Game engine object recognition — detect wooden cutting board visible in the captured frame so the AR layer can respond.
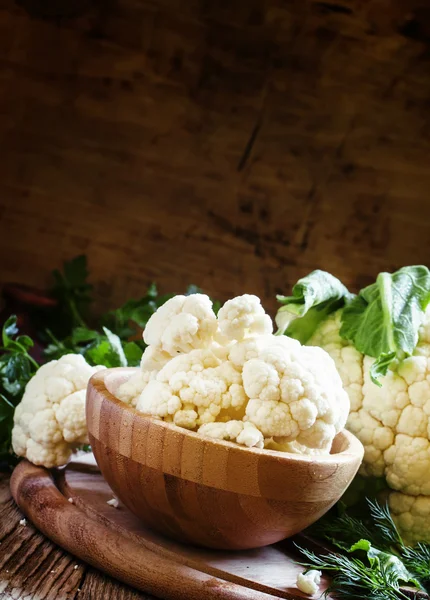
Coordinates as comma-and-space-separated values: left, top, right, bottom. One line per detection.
10, 458, 332, 600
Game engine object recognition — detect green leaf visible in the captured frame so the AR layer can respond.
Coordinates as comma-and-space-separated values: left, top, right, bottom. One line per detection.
85, 340, 116, 367
50, 255, 93, 332
340, 266, 430, 383
0, 317, 39, 464
275, 270, 353, 343
2, 316, 18, 346
185, 284, 202, 295
369, 352, 397, 384
122, 342, 144, 367
84, 333, 129, 369
15, 335, 34, 351
348, 539, 421, 589
102, 327, 127, 367
71, 327, 99, 344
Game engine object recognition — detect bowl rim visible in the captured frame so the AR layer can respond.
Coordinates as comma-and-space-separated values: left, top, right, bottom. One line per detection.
88, 367, 364, 466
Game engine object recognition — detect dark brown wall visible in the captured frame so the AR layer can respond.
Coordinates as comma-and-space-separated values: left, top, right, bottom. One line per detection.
1, 0, 430, 314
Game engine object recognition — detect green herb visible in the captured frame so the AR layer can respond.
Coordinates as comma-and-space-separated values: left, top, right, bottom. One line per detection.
299, 500, 430, 599
0, 316, 39, 464
275, 270, 353, 343
402, 544, 430, 587
298, 545, 415, 599
340, 266, 430, 384
50, 255, 93, 332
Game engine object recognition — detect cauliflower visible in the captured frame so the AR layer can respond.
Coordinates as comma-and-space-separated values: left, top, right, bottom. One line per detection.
217, 294, 272, 341
12, 354, 105, 468
115, 346, 171, 407
137, 348, 247, 428
143, 294, 217, 355
242, 338, 349, 452
389, 492, 430, 545
309, 307, 430, 542
296, 570, 322, 596
198, 420, 264, 448
124, 293, 349, 455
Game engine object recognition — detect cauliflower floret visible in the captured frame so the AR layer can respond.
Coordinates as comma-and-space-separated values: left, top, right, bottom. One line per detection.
217, 294, 272, 341
143, 294, 217, 355
242, 340, 349, 452
116, 369, 158, 407
347, 409, 394, 477
309, 310, 364, 412
198, 420, 264, 449
26, 439, 72, 469
384, 435, 430, 496
296, 569, 322, 596
54, 390, 88, 444
389, 492, 430, 544
12, 354, 105, 468
137, 381, 182, 419
116, 346, 169, 407
140, 346, 172, 371
136, 348, 247, 428
265, 438, 328, 455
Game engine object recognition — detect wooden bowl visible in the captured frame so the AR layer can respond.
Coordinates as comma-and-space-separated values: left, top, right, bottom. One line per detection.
86, 368, 364, 551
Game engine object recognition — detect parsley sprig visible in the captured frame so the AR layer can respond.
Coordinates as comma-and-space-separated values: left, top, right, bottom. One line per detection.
0, 316, 39, 464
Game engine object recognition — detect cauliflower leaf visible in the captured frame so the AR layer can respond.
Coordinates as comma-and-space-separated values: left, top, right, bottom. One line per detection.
276, 270, 353, 343
341, 266, 430, 384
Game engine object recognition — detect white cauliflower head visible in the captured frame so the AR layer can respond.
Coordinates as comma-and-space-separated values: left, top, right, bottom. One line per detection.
12, 354, 105, 468
310, 307, 430, 542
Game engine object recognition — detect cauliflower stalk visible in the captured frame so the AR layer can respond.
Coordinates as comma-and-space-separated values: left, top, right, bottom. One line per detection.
12, 354, 105, 468
276, 266, 430, 545
116, 293, 349, 456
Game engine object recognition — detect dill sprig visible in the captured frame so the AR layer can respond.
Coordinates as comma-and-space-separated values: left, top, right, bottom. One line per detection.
402, 543, 430, 587
297, 499, 430, 599
297, 545, 413, 600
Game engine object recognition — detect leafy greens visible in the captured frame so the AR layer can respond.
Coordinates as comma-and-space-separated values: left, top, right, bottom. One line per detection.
298, 500, 430, 599
340, 267, 430, 383
276, 270, 353, 343
0, 316, 39, 464
276, 266, 430, 384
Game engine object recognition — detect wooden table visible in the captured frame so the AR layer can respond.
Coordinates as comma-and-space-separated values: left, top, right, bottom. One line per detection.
0, 471, 149, 600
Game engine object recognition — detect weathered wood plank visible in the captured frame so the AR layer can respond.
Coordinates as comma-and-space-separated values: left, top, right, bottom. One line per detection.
0, 0, 429, 313
0, 473, 152, 599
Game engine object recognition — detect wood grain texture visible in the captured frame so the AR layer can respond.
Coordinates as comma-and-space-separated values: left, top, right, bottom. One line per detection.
86, 368, 363, 550
0, 0, 430, 315
10, 458, 333, 599
0, 471, 152, 600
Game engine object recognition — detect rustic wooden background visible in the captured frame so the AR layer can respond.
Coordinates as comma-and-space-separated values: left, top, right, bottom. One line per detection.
0, 0, 430, 317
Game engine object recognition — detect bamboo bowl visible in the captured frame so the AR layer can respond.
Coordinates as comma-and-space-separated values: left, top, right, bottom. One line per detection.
86, 368, 364, 550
